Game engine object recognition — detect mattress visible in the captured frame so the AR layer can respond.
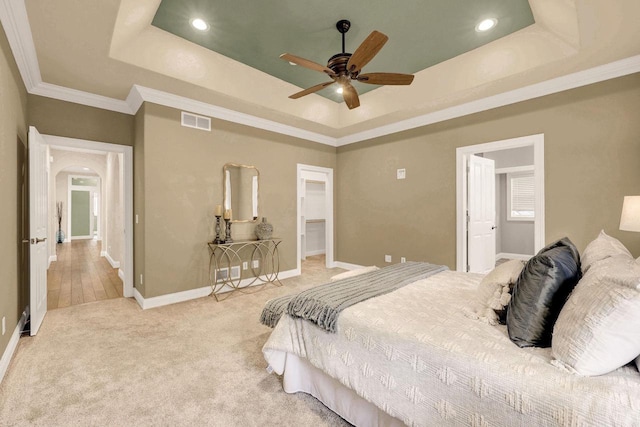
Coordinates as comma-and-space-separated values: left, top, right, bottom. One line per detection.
263, 270, 640, 427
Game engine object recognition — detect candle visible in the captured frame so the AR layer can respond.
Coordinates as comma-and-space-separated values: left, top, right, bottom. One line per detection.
224, 209, 232, 220
215, 205, 223, 216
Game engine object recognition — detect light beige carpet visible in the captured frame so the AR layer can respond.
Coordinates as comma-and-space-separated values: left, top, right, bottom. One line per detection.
0, 260, 351, 426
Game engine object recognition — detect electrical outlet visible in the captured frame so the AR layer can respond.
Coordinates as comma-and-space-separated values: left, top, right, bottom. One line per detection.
2, 316, 5, 335
385, 255, 392, 263
252, 260, 260, 268
242, 262, 248, 270
401, 257, 406, 263
397, 168, 406, 180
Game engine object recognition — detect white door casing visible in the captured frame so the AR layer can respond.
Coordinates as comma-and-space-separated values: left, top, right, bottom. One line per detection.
296, 164, 334, 273
467, 155, 496, 273
456, 134, 545, 272
28, 126, 49, 335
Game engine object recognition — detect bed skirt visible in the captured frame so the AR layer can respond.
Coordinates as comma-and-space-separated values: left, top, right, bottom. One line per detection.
281, 352, 404, 427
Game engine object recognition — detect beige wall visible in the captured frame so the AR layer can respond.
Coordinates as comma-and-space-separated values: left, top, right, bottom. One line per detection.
136, 103, 336, 298
0, 23, 28, 358
28, 95, 134, 146
337, 73, 640, 268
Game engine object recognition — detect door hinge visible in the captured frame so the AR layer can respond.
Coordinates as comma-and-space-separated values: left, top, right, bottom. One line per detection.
466, 265, 470, 272
466, 210, 470, 223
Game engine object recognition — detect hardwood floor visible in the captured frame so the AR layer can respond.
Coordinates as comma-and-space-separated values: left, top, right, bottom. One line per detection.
47, 240, 123, 310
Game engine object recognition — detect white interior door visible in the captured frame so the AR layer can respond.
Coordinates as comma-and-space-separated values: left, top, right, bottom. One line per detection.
28, 126, 49, 335
468, 154, 496, 273
299, 177, 307, 261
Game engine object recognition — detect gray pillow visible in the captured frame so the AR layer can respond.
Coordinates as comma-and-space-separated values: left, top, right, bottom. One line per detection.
507, 237, 581, 348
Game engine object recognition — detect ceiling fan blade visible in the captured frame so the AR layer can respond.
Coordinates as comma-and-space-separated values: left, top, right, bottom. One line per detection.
346, 31, 388, 75
280, 53, 335, 76
289, 81, 336, 99
357, 72, 414, 85
342, 83, 360, 110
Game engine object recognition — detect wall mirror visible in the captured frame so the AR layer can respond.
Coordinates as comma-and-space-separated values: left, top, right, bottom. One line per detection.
223, 163, 259, 223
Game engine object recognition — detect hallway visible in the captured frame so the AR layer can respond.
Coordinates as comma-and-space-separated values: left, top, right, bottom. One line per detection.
47, 240, 123, 310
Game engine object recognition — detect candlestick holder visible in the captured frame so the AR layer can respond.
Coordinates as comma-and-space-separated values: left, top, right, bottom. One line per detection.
224, 220, 233, 243
214, 215, 223, 244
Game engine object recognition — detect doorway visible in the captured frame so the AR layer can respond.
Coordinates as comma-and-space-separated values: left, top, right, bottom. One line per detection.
35, 134, 133, 309
456, 134, 545, 272
297, 164, 334, 274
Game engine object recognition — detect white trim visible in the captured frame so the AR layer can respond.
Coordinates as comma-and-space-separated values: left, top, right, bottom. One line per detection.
133, 269, 299, 310
456, 134, 545, 272
496, 252, 532, 261
31, 82, 132, 114
104, 252, 120, 269
336, 55, 640, 146
297, 164, 335, 275
304, 249, 326, 257
48, 255, 56, 267
0, 0, 41, 91
70, 235, 93, 240
129, 85, 335, 145
42, 135, 134, 298
334, 261, 366, 271
118, 268, 125, 281
495, 165, 534, 174
2, 0, 640, 147
0, 310, 27, 385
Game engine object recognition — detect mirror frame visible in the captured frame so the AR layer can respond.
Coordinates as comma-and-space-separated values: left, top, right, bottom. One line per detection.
223, 163, 259, 223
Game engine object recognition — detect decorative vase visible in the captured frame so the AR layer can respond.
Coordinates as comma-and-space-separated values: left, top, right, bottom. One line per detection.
56, 228, 65, 244
255, 217, 273, 240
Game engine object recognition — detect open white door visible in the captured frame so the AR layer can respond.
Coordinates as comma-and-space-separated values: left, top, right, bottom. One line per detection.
28, 126, 49, 335
299, 176, 307, 261
467, 154, 496, 273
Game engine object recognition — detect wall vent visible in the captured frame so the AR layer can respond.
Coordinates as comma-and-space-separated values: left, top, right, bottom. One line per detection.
181, 111, 211, 131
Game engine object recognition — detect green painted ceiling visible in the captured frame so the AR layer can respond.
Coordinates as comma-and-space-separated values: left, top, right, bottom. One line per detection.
152, 0, 534, 103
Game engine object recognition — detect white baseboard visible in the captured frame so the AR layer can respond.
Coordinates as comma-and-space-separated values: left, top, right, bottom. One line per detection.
133, 268, 299, 310
304, 249, 326, 256
496, 252, 532, 261
334, 261, 366, 271
103, 252, 120, 269
71, 236, 93, 241
48, 255, 57, 268
0, 309, 27, 385
118, 269, 125, 281
100, 250, 106, 256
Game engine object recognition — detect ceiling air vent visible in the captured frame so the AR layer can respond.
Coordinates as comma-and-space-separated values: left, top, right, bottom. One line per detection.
181, 111, 211, 131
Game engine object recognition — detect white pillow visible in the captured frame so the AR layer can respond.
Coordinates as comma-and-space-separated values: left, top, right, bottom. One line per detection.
330, 266, 379, 282
580, 230, 632, 274
551, 256, 640, 376
473, 259, 525, 324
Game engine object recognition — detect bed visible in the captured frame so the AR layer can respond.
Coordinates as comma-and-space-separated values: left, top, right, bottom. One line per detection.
262, 235, 640, 426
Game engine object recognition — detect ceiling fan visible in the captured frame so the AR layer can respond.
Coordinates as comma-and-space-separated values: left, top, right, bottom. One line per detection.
280, 19, 414, 110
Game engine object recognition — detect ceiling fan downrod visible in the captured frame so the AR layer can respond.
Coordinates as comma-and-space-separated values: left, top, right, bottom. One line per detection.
336, 19, 350, 54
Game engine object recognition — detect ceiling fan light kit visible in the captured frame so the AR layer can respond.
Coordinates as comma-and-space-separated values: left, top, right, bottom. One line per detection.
280, 19, 414, 110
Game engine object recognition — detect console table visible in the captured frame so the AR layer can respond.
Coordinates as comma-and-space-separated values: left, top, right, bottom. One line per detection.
207, 238, 283, 301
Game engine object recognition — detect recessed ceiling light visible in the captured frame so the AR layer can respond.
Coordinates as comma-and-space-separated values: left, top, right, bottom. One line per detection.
336, 87, 344, 94
476, 18, 497, 32
83, 167, 90, 171
190, 18, 209, 31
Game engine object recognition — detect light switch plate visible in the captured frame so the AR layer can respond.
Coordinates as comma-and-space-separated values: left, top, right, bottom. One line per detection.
397, 168, 406, 180
385, 255, 392, 263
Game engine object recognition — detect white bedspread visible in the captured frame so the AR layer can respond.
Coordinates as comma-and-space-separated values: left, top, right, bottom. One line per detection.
263, 271, 640, 427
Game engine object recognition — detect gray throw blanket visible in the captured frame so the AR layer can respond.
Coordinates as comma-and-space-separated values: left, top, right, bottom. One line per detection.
260, 261, 447, 332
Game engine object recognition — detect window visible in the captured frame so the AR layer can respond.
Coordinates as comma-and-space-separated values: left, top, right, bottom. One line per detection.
507, 172, 534, 220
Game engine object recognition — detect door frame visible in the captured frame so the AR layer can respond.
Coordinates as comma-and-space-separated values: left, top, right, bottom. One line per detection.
297, 164, 334, 274
456, 134, 545, 272
67, 175, 100, 240
43, 134, 134, 298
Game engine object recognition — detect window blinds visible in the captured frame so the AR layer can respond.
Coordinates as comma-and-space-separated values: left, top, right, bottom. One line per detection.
510, 173, 535, 218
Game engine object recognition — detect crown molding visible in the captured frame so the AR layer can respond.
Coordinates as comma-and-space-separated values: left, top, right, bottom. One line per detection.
335, 54, 640, 146
0, 0, 41, 90
32, 82, 132, 114
2, 0, 640, 148
127, 85, 337, 146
